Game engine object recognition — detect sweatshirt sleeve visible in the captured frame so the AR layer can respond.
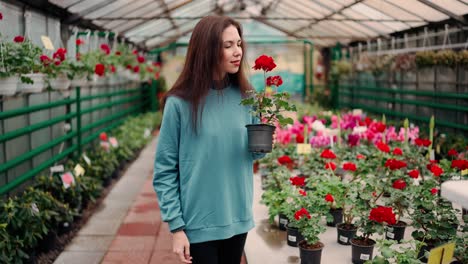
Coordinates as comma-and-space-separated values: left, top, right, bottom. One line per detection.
251, 113, 267, 160
153, 97, 186, 231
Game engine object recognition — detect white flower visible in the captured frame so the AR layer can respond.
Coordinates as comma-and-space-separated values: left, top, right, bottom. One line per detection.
312, 120, 326, 132
353, 126, 367, 134
352, 109, 363, 116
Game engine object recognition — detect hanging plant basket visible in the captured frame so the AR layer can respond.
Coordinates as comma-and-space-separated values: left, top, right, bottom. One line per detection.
0, 75, 19, 96
19, 73, 45, 93
49, 74, 71, 90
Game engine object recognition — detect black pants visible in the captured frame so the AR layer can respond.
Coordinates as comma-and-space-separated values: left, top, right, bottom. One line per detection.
190, 233, 247, 264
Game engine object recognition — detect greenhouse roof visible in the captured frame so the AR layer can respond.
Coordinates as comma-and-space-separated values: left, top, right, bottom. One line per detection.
49, 0, 468, 48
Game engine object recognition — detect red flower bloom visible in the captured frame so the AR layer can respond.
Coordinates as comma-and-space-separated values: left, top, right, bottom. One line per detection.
384, 159, 407, 170
451, 159, 468, 171
431, 188, 438, 195
447, 149, 458, 157
369, 206, 396, 225
299, 189, 307, 196
76, 52, 81, 61
133, 65, 140, 73
325, 193, 334, 202
376, 141, 390, 153
289, 176, 305, 187
54, 61, 61, 66
137, 55, 145, 63
13, 35, 24, 43
392, 147, 403, 156
0, 13, 3, 20
40, 55, 51, 65
294, 208, 311, 220
94, 64, 105, 76
415, 138, 431, 147
253, 55, 276, 72
356, 154, 366, 159
375, 122, 386, 133
430, 164, 444, 177
100, 44, 110, 55
392, 179, 406, 190
146, 66, 154, 73
295, 133, 304, 143
115, 51, 121, 55
126, 64, 133, 70
343, 162, 357, 172
408, 169, 419, 179
110, 65, 116, 73
132, 49, 138, 55
266, 75, 283, 87
53, 48, 67, 61
154, 72, 160, 79
320, 149, 336, 159
325, 162, 337, 171
278, 155, 293, 165
364, 117, 372, 126
99, 132, 108, 141
76, 38, 84, 46
426, 160, 438, 170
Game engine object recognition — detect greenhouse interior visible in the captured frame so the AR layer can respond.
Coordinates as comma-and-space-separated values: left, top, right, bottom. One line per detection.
0, 0, 468, 263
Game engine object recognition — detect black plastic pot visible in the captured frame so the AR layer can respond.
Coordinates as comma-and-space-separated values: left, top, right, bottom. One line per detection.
246, 124, 276, 153
385, 221, 407, 242
299, 241, 324, 264
37, 231, 57, 253
336, 223, 357, 245
350, 238, 376, 264
278, 213, 288, 231
327, 208, 343, 227
286, 223, 304, 247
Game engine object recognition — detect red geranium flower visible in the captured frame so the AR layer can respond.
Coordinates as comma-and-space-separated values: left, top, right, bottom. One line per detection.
295, 133, 304, 143
126, 64, 133, 70
369, 206, 396, 225
53, 48, 67, 61
94, 64, 105, 76
415, 138, 431, 147
99, 132, 108, 141
392, 147, 403, 156
431, 188, 438, 195
392, 179, 406, 190
133, 65, 140, 73
289, 176, 305, 187
343, 162, 357, 172
408, 169, 419, 179
325, 193, 334, 202
253, 54, 276, 72
426, 160, 438, 170
115, 51, 121, 56
13, 35, 25, 43
76, 38, 84, 46
132, 49, 138, 55
299, 189, 307, 196
430, 164, 444, 177
266, 75, 283, 87
376, 141, 390, 153
0, 13, 3, 20
40, 55, 51, 65
294, 208, 311, 220
320, 149, 336, 159
356, 154, 366, 159
451, 160, 468, 170
100, 44, 110, 55
375, 122, 386, 133
384, 158, 407, 170
137, 55, 145, 63
325, 162, 337, 171
110, 65, 116, 73
447, 149, 458, 157
278, 155, 293, 165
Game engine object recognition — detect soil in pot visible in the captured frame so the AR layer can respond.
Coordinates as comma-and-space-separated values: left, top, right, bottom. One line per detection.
350, 237, 376, 264
298, 241, 324, 264
336, 223, 357, 245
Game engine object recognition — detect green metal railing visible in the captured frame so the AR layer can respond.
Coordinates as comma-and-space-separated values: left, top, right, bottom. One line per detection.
0, 82, 158, 195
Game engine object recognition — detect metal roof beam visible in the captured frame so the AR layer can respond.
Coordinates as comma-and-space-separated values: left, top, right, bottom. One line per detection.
417, 0, 468, 25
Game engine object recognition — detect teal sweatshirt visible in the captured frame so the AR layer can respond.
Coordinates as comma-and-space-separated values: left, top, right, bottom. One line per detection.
153, 85, 265, 243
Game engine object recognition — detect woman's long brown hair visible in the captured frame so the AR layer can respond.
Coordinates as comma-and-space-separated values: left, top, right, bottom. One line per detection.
161, 15, 251, 133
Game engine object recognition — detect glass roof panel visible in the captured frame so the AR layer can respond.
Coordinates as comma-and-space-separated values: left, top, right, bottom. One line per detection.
171, 0, 212, 17
427, 0, 468, 16
349, 3, 393, 20
389, 0, 448, 21
314, 0, 343, 10
84, 0, 132, 20
125, 19, 173, 38
98, 0, 154, 28
364, 0, 424, 21
380, 21, 409, 32
333, 0, 358, 5
277, 1, 322, 18
341, 20, 379, 37
68, 0, 108, 14
301, 1, 334, 17
341, 8, 369, 20
361, 21, 394, 34
49, 0, 82, 8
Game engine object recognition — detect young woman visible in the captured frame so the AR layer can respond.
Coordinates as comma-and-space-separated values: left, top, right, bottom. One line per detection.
153, 16, 264, 264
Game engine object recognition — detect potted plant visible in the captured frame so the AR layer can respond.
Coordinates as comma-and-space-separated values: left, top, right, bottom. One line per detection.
367, 239, 425, 264
0, 222, 29, 263
241, 54, 296, 153
41, 48, 72, 90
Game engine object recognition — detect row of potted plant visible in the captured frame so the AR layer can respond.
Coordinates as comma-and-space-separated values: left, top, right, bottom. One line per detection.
258, 109, 467, 264
0, 34, 162, 96
0, 112, 162, 263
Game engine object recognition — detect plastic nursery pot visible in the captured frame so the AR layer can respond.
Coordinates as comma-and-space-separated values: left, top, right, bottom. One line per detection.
245, 124, 275, 153
385, 221, 407, 242
350, 237, 376, 264
286, 223, 304, 247
278, 213, 288, 231
336, 223, 357, 245
298, 240, 324, 264
326, 208, 343, 227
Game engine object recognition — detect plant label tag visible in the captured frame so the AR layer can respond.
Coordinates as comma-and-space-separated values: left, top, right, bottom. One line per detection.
279, 218, 288, 224
461, 169, 468, 176
452, 175, 461, 180
144, 128, 151, 138
430, 150, 435, 160
31, 202, 39, 214
74, 164, 85, 177
296, 144, 311, 154
386, 232, 395, 239
339, 235, 348, 243
360, 254, 370, 260
387, 227, 394, 232
41, 35, 55, 50
427, 242, 455, 264
288, 235, 296, 242
82, 153, 91, 166
109, 137, 119, 148
61, 171, 75, 189
50, 164, 64, 173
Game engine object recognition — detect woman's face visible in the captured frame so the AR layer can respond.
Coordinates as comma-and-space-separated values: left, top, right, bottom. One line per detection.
220, 25, 242, 77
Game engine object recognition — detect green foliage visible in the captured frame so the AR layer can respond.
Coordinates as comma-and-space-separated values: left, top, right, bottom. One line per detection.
366, 239, 425, 264
0, 37, 42, 79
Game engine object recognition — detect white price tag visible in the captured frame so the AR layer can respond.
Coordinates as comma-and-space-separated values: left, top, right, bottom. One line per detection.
41, 35, 55, 50
339, 235, 348, 243
279, 218, 288, 224
387, 227, 394, 232
50, 164, 64, 173
82, 153, 91, 166
74, 164, 85, 177
430, 150, 435, 160
144, 128, 151, 138
387, 232, 395, 239
296, 143, 312, 154
288, 235, 297, 242
452, 175, 461, 180
360, 254, 370, 260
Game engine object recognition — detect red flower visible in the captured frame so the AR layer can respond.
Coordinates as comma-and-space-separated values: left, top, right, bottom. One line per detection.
115, 51, 121, 56
13, 35, 25, 43
325, 162, 337, 171
295, 133, 304, 143
320, 149, 336, 159
372, 192, 377, 197
408, 169, 419, 179
40, 55, 51, 65
384, 158, 407, 170
100, 44, 110, 55
94, 64, 105, 76
76, 39, 84, 46
356, 154, 366, 159
76, 52, 81, 61
430, 164, 444, 177
0, 13, 3, 20
289, 176, 305, 187
426, 160, 438, 170
253, 55, 276, 72
375, 122, 386, 133
392, 179, 407, 190
154, 72, 160, 79
266, 75, 283, 87
54, 61, 61, 66
392, 148, 403, 156
376, 141, 390, 153
447, 149, 458, 157
415, 138, 431, 147
325, 193, 334, 202
110, 65, 116, 73
299, 189, 307, 196
431, 188, 438, 195
137, 55, 145, 63
146, 66, 154, 73
132, 49, 138, 55
153, 61, 162, 67
126, 64, 133, 70
53, 48, 67, 61
369, 206, 396, 225
99, 132, 108, 141
278, 155, 293, 165
133, 65, 140, 73
343, 162, 357, 172
294, 208, 311, 220
451, 160, 468, 170
364, 117, 372, 126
